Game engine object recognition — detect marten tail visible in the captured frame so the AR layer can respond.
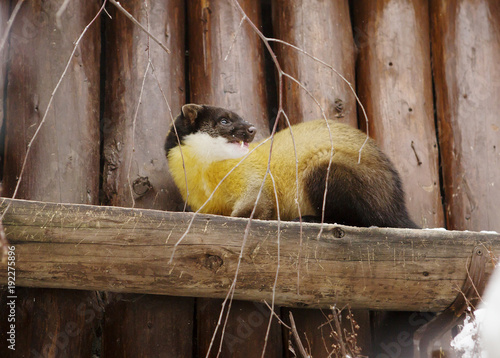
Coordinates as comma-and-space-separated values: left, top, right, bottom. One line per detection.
304, 157, 419, 229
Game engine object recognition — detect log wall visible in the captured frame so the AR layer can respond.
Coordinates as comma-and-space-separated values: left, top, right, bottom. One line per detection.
1, 1, 101, 357
0, 0, 499, 357
272, 1, 369, 355
273, 0, 357, 127
186, 1, 280, 356
430, 0, 500, 232
353, 0, 444, 229
352, 2, 445, 354
101, 1, 193, 357
0, 0, 8, 132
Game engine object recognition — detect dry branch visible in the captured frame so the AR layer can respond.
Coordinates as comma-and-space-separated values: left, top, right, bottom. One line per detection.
1, 198, 499, 312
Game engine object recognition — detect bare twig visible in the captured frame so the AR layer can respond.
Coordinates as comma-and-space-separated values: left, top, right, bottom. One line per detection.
332, 306, 348, 357
169, 138, 271, 264
266, 37, 371, 163
108, 0, 170, 54
0, 0, 107, 222
224, 15, 245, 61
126, 62, 150, 208
148, 62, 190, 212
215, 132, 281, 357
126, 1, 152, 208
289, 311, 310, 358
261, 171, 281, 358
55, 0, 71, 30
263, 300, 291, 330
0, 0, 25, 54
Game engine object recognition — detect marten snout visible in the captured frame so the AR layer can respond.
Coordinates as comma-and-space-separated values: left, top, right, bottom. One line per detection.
235, 125, 256, 142
225, 119, 256, 144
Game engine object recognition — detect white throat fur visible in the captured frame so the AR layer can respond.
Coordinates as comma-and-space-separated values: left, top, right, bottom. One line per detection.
183, 132, 250, 162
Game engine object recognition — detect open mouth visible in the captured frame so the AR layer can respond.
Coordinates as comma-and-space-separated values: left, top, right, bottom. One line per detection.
229, 140, 249, 149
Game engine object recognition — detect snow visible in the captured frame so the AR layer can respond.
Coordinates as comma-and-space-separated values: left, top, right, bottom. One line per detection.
451, 264, 500, 357
479, 230, 499, 235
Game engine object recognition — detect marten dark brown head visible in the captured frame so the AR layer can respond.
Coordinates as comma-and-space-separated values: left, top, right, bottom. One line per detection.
165, 104, 256, 157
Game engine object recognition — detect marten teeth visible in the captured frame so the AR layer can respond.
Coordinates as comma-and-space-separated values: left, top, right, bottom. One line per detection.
240, 141, 244, 148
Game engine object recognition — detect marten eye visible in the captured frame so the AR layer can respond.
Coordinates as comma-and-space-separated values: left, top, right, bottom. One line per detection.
219, 118, 230, 125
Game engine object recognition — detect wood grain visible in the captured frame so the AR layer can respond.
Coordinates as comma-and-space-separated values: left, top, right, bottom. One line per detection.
430, 0, 500, 231
1, 198, 498, 312
102, 0, 185, 211
187, 0, 270, 139
0, 0, 9, 132
353, 0, 444, 229
3, 0, 100, 204
1, 2, 101, 357
101, 2, 194, 357
186, 2, 277, 355
272, 0, 357, 127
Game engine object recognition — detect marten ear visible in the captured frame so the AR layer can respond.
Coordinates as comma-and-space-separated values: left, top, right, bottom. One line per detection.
181, 104, 203, 125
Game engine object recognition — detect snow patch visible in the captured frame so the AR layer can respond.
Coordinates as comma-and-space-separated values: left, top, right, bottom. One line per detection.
451, 265, 500, 357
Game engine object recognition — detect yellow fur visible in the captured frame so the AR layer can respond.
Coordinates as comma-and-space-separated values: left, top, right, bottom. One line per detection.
167, 120, 383, 221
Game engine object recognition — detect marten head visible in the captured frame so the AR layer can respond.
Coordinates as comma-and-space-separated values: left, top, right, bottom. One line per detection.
165, 104, 257, 161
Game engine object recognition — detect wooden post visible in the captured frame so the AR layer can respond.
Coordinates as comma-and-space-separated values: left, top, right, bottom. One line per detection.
430, 0, 500, 232
352, 1, 445, 356
101, 1, 194, 357
352, 0, 444, 229
1, 1, 101, 357
187, 0, 270, 140
272, 0, 357, 127
186, 1, 281, 356
0, 0, 9, 131
272, 1, 367, 355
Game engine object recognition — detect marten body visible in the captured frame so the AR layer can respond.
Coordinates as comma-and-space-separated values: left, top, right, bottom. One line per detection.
165, 104, 418, 228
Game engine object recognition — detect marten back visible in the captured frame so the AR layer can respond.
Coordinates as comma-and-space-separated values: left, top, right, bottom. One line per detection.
261, 120, 419, 228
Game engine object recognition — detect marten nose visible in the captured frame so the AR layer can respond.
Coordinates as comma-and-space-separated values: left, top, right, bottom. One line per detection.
246, 126, 256, 141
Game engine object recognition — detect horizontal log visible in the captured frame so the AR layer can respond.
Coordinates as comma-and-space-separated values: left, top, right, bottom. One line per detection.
1, 198, 499, 311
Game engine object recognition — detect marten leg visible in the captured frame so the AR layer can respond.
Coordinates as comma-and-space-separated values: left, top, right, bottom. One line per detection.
231, 184, 274, 220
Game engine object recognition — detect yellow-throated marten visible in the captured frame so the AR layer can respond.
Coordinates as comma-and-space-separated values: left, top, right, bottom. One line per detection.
165, 104, 418, 228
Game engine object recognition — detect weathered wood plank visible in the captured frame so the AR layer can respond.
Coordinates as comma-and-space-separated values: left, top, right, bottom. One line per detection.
272, 0, 357, 127
271, 1, 363, 353
101, 2, 193, 357
1, 198, 498, 312
102, 0, 185, 212
430, 0, 500, 231
187, 0, 270, 140
186, 2, 277, 355
0, 0, 9, 131
353, 0, 444, 229
1, 1, 102, 357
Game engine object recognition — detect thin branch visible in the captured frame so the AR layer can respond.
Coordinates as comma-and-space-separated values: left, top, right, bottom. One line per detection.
0, 0, 107, 222
108, 0, 170, 54
0, 0, 25, 54
289, 311, 310, 358
148, 62, 190, 212
263, 300, 291, 330
126, 63, 150, 208
266, 37, 371, 163
126, 1, 152, 208
214, 134, 280, 357
55, 0, 71, 30
332, 306, 348, 358
224, 15, 245, 61
169, 138, 271, 264
261, 171, 281, 358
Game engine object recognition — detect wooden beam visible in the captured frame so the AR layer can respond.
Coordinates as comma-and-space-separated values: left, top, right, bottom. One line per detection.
1, 198, 499, 311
